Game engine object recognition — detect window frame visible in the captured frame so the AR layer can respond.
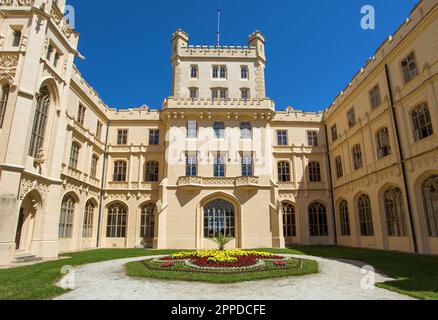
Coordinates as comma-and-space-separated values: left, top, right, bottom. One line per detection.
412, 103, 434, 142
401, 52, 419, 84
149, 129, 160, 145
307, 131, 319, 147
69, 141, 80, 169
278, 161, 291, 182
116, 129, 128, 145
308, 161, 322, 183
277, 130, 288, 146
113, 161, 127, 182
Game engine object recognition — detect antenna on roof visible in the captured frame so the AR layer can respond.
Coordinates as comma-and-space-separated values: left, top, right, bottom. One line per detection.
217, 0, 221, 47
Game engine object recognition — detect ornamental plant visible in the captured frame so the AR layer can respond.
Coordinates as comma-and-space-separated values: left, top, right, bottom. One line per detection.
213, 233, 234, 251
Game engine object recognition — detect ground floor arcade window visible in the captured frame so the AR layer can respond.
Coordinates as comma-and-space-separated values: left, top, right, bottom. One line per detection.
422, 175, 438, 237
282, 202, 296, 237
107, 204, 127, 238
140, 204, 156, 238
309, 202, 328, 236
204, 199, 235, 238
59, 195, 75, 238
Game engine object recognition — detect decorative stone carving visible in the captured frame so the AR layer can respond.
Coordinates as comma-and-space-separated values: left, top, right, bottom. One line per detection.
0, 52, 18, 86
19, 177, 50, 200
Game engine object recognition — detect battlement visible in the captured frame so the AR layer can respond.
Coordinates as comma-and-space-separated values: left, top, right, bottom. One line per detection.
324, 0, 437, 118
108, 106, 161, 121
172, 28, 265, 61
274, 106, 324, 123
163, 97, 275, 111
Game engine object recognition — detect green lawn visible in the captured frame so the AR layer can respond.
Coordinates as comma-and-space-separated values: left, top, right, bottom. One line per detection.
125, 258, 318, 284
264, 246, 438, 300
0, 249, 179, 300
0, 246, 437, 300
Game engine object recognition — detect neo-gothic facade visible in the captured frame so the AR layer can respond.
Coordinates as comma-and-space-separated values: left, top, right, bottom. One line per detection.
0, 0, 437, 266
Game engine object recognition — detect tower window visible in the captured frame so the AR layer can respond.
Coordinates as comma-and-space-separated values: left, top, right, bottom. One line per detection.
241, 66, 249, 79
190, 65, 198, 79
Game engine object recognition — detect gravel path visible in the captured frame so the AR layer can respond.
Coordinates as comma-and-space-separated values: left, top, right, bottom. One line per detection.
54, 254, 414, 300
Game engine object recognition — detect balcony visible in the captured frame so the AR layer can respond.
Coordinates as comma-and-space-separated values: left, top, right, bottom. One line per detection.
235, 176, 260, 190
177, 176, 203, 191
176, 176, 260, 191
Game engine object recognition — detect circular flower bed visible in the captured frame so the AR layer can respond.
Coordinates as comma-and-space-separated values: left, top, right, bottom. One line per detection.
143, 250, 303, 274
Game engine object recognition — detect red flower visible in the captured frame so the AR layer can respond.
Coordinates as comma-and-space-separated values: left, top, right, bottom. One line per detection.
161, 262, 174, 268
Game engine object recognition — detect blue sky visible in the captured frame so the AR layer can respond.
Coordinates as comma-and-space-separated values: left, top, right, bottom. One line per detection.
69, 0, 418, 112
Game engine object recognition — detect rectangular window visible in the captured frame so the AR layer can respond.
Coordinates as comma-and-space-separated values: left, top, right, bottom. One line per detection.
96, 121, 103, 140
53, 51, 61, 68
12, 29, 21, 47
401, 52, 418, 83
113, 161, 127, 182
308, 162, 322, 182
186, 153, 197, 177
335, 157, 343, 179
187, 120, 198, 139
240, 122, 252, 140
377, 127, 392, 159
241, 88, 250, 100
211, 89, 218, 100
77, 104, 86, 125
219, 66, 227, 79
219, 88, 227, 100
117, 129, 128, 145
242, 154, 253, 177
69, 142, 80, 169
145, 161, 159, 182
277, 130, 288, 146
0, 85, 10, 129
347, 108, 356, 128
90, 155, 98, 179
331, 124, 338, 142
307, 131, 318, 147
212, 66, 219, 79
214, 122, 225, 139
189, 87, 198, 99
214, 154, 226, 177
369, 85, 381, 109
241, 66, 249, 79
353, 145, 363, 170
46, 44, 52, 60
412, 104, 434, 142
149, 129, 160, 145
190, 65, 198, 79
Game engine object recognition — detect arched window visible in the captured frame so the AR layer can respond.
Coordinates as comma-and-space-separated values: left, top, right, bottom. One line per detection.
204, 199, 235, 238
278, 162, 291, 182
0, 84, 10, 129
376, 128, 391, 159
282, 203, 296, 237
384, 187, 407, 237
308, 162, 321, 182
145, 161, 159, 182
422, 175, 438, 237
339, 200, 350, 236
113, 161, 127, 182
240, 122, 252, 139
29, 87, 50, 157
106, 204, 127, 238
69, 142, 80, 169
140, 204, 156, 239
59, 195, 75, 238
358, 194, 374, 236
352, 144, 363, 170
82, 200, 95, 238
412, 104, 433, 142
90, 154, 99, 179
309, 202, 328, 236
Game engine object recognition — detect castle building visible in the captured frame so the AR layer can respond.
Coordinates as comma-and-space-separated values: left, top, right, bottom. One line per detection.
0, 0, 437, 266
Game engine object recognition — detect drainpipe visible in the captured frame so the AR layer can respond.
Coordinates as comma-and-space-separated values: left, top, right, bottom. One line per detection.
324, 124, 338, 245
384, 64, 418, 253
96, 123, 110, 248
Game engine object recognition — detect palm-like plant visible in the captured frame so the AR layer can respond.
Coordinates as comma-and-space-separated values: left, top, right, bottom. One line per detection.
213, 233, 234, 251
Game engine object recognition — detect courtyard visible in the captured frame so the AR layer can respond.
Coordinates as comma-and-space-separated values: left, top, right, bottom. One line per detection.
0, 246, 437, 300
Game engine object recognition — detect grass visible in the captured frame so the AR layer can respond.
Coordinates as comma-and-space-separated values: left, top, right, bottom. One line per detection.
263, 246, 438, 300
0, 249, 179, 300
125, 258, 318, 284
1, 246, 437, 300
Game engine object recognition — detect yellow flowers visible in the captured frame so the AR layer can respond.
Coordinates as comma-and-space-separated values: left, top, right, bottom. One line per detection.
170, 249, 274, 263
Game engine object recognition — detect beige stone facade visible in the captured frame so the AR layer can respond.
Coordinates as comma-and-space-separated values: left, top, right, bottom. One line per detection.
0, 0, 437, 265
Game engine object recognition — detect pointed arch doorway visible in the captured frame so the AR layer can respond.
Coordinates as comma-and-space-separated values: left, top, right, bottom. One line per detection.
15, 191, 41, 252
